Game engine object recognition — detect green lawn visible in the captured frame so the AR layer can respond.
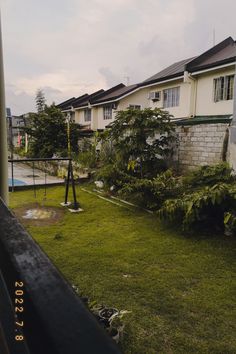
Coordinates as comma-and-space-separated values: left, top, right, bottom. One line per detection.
10, 186, 236, 354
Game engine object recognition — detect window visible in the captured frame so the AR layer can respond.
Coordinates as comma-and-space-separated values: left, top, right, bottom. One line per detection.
84, 108, 91, 122
213, 75, 234, 102
103, 105, 113, 120
163, 87, 180, 108
129, 104, 141, 110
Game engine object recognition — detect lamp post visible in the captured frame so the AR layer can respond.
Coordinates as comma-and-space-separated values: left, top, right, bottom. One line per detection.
0, 11, 8, 205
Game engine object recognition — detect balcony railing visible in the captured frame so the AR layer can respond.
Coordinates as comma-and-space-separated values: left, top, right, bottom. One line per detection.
0, 198, 121, 354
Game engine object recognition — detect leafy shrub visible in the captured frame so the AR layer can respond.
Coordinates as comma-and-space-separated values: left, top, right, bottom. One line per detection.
78, 150, 97, 169
158, 183, 236, 232
105, 107, 176, 178
120, 169, 181, 209
183, 163, 233, 188
99, 140, 115, 165
224, 212, 236, 236
96, 164, 135, 189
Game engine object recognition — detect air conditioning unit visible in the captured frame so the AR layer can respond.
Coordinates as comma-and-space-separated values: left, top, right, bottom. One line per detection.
149, 91, 161, 101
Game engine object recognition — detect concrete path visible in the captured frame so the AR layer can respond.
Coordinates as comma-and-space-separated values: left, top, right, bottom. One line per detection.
8, 162, 64, 186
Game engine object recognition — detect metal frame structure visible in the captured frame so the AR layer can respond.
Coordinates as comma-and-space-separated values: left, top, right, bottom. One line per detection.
8, 158, 80, 210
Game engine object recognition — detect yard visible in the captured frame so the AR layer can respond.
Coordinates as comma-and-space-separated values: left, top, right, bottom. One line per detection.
10, 185, 236, 354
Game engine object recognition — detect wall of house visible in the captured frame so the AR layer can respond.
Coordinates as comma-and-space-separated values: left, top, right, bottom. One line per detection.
146, 79, 191, 118
91, 107, 98, 130
95, 106, 117, 130
74, 110, 83, 124
117, 87, 149, 110
175, 122, 229, 170
195, 66, 235, 116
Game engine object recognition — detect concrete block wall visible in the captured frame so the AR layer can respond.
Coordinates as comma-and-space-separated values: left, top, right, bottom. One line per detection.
175, 123, 229, 170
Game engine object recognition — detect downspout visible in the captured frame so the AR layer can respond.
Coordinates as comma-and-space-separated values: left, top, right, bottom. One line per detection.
233, 63, 236, 123
227, 63, 236, 169
0, 12, 8, 205
184, 70, 197, 118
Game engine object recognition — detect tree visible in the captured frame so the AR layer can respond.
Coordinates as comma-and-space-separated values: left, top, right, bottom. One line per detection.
106, 108, 175, 178
26, 104, 81, 158
35, 89, 46, 113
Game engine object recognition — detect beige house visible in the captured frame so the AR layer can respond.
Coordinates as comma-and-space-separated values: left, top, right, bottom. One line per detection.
57, 36, 236, 130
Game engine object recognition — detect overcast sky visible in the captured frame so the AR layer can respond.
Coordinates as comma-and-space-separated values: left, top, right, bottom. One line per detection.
1, 0, 236, 115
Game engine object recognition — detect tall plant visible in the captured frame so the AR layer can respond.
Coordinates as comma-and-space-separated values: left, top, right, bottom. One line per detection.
107, 108, 175, 178
26, 104, 81, 158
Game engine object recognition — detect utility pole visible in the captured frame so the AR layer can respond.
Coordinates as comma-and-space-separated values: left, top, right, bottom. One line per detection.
0, 11, 8, 205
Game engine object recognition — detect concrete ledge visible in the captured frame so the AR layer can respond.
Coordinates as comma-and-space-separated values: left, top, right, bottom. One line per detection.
175, 115, 232, 126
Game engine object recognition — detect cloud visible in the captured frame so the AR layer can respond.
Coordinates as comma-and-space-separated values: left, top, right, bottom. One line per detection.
2, 0, 236, 114
99, 67, 121, 87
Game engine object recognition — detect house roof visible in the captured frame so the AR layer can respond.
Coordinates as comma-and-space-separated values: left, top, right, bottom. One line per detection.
141, 57, 196, 86
56, 37, 236, 110
56, 94, 89, 111
186, 37, 236, 72
90, 83, 139, 105
140, 37, 236, 87
73, 89, 105, 108
56, 97, 76, 110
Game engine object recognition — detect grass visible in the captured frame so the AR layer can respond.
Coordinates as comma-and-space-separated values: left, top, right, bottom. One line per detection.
10, 185, 236, 354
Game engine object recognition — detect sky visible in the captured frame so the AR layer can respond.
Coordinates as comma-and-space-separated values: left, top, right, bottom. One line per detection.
1, 0, 236, 115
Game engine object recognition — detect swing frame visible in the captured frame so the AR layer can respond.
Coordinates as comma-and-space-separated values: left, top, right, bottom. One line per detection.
8, 157, 80, 210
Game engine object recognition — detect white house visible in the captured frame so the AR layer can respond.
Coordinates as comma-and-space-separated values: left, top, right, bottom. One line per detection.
57, 36, 236, 130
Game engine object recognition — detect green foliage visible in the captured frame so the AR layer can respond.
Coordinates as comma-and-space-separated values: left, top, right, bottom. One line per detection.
120, 169, 180, 209
96, 164, 135, 188
77, 136, 98, 169
159, 183, 236, 231
224, 211, 236, 236
99, 139, 115, 165
26, 104, 80, 158
183, 163, 233, 188
106, 108, 176, 178
78, 150, 97, 169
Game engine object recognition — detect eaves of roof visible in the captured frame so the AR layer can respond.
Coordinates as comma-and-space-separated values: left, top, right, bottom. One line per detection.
139, 72, 184, 88
188, 57, 236, 74
73, 89, 105, 108
91, 84, 139, 106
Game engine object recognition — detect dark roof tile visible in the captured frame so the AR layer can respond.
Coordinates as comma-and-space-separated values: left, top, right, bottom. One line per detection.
187, 37, 236, 71
91, 83, 139, 104
141, 57, 196, 86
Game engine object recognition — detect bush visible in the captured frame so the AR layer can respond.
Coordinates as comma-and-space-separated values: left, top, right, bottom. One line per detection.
224, 212, 236, 236
183, 163, 233, 188
96, 164, 135, 189
78, 150, 97, 169
158, 183, 236, 232
120, 169, 181, 209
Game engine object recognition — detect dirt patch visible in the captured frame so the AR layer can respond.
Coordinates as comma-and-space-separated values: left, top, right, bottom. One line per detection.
13, 203, 65, 226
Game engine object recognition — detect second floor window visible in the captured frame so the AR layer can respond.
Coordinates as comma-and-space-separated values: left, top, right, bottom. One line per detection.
163, 87, 180, 108
213, 75, 234, 102
84, 108, 91, 122
103, 105, 113, 120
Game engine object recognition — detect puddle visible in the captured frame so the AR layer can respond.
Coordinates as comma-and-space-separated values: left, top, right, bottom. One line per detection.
22, 208, 56, 220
